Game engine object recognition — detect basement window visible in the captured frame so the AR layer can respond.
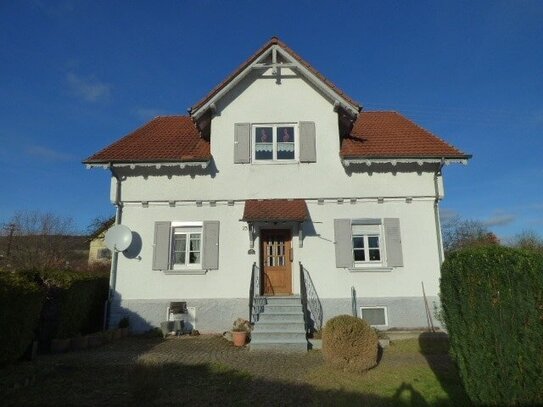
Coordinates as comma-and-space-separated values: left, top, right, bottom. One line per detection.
360, 306, 388, 328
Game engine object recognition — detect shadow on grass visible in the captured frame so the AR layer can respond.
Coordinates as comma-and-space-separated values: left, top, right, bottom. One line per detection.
130, 361, 437, 407
419, 332, 471, 406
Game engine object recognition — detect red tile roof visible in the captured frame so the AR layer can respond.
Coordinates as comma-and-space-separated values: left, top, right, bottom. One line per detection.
84, 116, 211, 163
190, 36, 361, 114
242, 199, 309, 222
341, 112, 470, 159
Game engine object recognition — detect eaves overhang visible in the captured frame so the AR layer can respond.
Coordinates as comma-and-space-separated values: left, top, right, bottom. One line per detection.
341, 155, 472, 167
84, 158, 211, 170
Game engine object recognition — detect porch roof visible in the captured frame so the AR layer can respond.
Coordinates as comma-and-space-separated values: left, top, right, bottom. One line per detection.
242, 199, 309, 223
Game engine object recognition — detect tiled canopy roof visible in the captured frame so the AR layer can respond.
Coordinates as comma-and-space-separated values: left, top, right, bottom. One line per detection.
190, 36, 361, 114
242, 199, 310, 222
84, 116, 211, 164
340, 111, 469, 159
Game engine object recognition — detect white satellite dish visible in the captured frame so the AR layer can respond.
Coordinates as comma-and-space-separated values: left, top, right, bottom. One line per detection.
104, 224, 133, 252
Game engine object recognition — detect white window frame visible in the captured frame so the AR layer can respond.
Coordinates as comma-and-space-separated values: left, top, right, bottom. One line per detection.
360, 306, 388, 328
352, 223, 384, 268
170, 222, 203, 270
251, 123, 298, 164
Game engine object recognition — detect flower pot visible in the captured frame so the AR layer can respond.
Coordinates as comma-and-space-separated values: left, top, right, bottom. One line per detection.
71, 335, 88, 351
232, 331, 247, 347
51, 338, 71, 353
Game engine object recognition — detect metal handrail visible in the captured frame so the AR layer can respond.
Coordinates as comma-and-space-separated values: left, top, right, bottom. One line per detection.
249, 262, 265, 324
299, 262, 323, 333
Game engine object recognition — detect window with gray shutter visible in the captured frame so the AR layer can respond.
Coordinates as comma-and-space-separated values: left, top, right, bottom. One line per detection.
152, 221, 171, 270
334, 219, 353, 268
299, 121, 316, 162
234, 123, 251, 163
202, 221, 220, 270
384, 218, 403, 267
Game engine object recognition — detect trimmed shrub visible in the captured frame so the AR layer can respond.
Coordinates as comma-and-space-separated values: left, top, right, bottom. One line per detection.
441, 246, 543, 405
322, 314, 378, 373
0, 272, 45, 365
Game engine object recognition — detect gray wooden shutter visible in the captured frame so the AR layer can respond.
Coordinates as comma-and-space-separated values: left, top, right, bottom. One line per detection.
384, 218, 403, 267
234, 123, 251, 163
202, 221, 220, 270
152, 221, 171, 271
299, 121, 316, 162
334, 219, 353, 268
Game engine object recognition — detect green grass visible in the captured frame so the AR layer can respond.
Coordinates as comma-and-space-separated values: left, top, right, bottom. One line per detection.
0, 335, 470, 406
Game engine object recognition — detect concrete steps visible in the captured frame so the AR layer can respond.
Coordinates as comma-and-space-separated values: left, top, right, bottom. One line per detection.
250, 296, 308, 352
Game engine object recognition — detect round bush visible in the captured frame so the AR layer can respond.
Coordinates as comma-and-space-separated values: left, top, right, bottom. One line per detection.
322, 314, 378, 373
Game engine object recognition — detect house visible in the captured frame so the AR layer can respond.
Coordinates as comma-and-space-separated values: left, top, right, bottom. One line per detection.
87, 217, 115, 265
84, 37, 469, 349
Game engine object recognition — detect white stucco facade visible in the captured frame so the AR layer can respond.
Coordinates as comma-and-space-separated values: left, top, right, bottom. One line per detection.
100, 64, 451, 333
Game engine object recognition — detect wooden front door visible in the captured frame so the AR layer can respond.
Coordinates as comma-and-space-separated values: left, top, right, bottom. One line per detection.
261, 229, 292, 295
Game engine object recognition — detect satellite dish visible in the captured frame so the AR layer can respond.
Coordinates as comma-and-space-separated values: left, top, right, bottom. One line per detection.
104, 224, 133, 252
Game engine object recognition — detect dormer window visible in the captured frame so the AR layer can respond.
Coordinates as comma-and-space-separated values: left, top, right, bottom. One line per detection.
253, 124, 297, 162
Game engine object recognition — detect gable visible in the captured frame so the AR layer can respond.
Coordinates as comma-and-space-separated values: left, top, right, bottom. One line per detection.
189, 37, 361, 120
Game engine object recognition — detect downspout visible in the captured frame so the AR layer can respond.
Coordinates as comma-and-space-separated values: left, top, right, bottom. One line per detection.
433, 159, 445, 265
104, 166, 123, 330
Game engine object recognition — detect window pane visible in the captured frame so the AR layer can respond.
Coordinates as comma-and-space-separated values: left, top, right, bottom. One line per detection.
353, 236, 364, 249
190, 234, 201, 251
255, 127, 273, 160
361, 308, 386, 326
368, 236, 380, 248
189, 252, 200, 264
277, 127, 295, 160
369, 249, 381, 261
173, 235, 187, 265
354, 249, 365, 261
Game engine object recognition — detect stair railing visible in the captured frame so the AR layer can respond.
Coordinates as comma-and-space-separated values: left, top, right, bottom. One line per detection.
299, 262, 323, 334
249, 262, 266, 324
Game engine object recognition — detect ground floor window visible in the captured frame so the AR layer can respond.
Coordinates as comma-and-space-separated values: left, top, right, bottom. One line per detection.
352, 223, 382, 266
171, 225, 202, 268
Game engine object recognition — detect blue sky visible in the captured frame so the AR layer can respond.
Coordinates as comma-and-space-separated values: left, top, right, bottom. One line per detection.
1, 0, 542, 239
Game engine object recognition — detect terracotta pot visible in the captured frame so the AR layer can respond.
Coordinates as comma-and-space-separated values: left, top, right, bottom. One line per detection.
51, 338, 71, 353
232, 331, 247, 347
71, 336, 88, 351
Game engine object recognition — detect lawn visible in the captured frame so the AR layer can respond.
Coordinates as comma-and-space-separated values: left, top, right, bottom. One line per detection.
0, 334, 469, 406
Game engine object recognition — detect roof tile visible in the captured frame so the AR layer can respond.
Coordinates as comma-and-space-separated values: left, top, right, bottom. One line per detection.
84, 116, 211, 163
341, 111, 469, 159
242, 199, 309, 222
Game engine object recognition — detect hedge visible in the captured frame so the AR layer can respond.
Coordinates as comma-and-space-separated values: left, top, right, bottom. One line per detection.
441, 246, 543, 405
35, 270, 109, 340
0, 272, 45, 365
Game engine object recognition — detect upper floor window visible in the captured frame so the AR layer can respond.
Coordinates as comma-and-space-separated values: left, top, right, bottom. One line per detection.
253, 124, 297, 162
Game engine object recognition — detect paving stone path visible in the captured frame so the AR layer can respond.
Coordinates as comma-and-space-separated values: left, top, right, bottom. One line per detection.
47, 334, 324, 382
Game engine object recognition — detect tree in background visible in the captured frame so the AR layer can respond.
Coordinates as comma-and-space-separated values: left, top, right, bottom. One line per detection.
0, 211, 85, 271
441, 215, 499, 255
509, 230, 543, 253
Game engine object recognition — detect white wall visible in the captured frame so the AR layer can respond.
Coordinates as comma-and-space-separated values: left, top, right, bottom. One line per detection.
115, 198, 441, 301
112, 67, 443, 305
